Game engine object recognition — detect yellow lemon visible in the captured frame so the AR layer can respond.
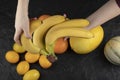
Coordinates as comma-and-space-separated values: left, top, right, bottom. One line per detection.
13, 43, 26, 53
25, 52, 40, 63
39, 55, 52, 69
23, 69, 40, 80
5, 50, 19, 63
16, 61, 30, 75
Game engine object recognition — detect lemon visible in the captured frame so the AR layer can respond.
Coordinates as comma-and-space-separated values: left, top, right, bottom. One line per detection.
23, 69, 40, 80
16, 61, 30, 75
39, 55, 52, 69
13, 43, 26, 53
25, 52, 40, 63
5, 50, 19, 63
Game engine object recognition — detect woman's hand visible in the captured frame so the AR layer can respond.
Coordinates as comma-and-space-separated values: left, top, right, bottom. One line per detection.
85, 0, 120, 30
14, 0, 30, 45
14, 14, 31, 45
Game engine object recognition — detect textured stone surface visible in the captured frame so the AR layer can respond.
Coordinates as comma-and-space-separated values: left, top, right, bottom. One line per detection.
1, 0, 120, 80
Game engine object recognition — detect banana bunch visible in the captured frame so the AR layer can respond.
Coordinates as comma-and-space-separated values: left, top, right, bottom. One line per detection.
45, 19, 94, 56
21, 15, 66, 61
21, 19, 41, 54
20, 15, 94, 62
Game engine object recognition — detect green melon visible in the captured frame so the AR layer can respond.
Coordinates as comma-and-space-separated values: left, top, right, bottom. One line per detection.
104, 36, 120, 65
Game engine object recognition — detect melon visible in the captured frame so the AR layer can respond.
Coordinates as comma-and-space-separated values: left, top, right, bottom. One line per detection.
104, 36, 120, 65
69, 26, 104, 54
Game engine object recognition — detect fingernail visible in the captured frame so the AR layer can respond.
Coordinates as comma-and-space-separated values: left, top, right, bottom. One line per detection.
64, 37, 69, 41
34, 17, 37, 20
63, 14, 67, 17
27, 36, 32, 39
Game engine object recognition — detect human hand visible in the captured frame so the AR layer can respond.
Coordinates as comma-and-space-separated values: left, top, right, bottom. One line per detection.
85, 0, 120, 30
14, 0, 30, 45
14, 14, 31, 45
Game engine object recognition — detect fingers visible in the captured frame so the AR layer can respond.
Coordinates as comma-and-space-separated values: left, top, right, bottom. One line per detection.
14, 29, 31, 45
84, 26, 92, 30
23, 30, 32, 39
14, 29, 22, 45
23, 25, 32, 39
63, 13, 67, 17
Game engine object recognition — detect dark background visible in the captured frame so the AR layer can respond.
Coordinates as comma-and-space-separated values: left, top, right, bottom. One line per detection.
1, 0, 120, 80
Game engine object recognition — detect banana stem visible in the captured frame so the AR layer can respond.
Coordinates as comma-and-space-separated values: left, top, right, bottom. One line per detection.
40, 48, 58, 61
47, 55, 58, 63
40, 48, 57, 63
40, 49, 49, 56
50, 52, 57, 60
46, 44, 58, 60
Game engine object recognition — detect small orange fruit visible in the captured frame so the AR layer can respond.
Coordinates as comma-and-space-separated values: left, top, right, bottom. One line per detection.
54, 37, 68, 54
39, 55, 52, 69
5, 50, 19, 63
25, 52, 40, 63
38, 14, 50, 21
16, 61, 30, 75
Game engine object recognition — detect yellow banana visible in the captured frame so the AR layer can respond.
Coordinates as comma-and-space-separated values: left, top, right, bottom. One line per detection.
44, 19, 90, 55
46, 19, 89, 34
50, 19, 89, 31
20, 19, 48, 54
45, 27, 94, 55
33, 15, 66, 49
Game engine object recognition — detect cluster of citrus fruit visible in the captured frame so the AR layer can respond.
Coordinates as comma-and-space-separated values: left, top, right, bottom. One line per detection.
5, 43, 41, 80
5, 15, 69, 80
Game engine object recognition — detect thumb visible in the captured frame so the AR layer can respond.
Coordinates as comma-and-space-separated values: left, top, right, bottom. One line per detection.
84, 26, 92, 30
84, 24, 95, 30
14, 29, 22, 45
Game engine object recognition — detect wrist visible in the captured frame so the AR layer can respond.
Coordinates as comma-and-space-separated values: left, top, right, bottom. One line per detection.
16, 10, 28, 17
17, 0, 29, 15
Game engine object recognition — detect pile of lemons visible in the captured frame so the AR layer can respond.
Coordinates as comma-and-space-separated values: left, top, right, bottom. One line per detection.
5, 43, 52, 80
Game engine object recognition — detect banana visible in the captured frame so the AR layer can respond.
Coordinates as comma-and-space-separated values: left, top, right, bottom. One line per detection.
46, 19, 89, 33
45, 27, 94, 55
21, 19, 44, 54
33, 15, 66, 50
51, 19, 89, 29
44, 19, 90, 55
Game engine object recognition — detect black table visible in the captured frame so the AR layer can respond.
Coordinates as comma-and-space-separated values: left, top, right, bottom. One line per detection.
1, 0, 120, 80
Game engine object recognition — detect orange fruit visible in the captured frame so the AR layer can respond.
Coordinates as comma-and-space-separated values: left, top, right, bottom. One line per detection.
16, 61, 30, 75
54, 37, 68, 54
39, 55, 52, 69
25, 52, 40, 63
38, 14, 50, 21
5, 50, 19, 63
